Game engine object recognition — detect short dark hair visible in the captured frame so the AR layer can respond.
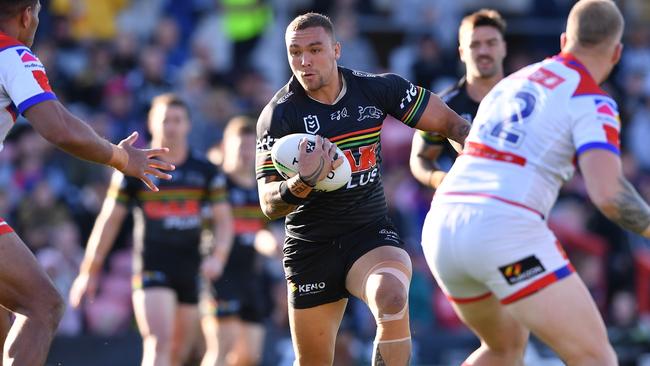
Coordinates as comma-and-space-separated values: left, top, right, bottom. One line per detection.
0, 0, 37, 21
224, 115, 256, 139
567, 0, 624, 48
459, 9, 507, 41
286, 12, 336, 41
148, 93, 190, 121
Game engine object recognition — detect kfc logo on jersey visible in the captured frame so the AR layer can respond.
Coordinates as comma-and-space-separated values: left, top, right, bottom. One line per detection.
331, 107, 349, 121
399, 83, 418, 109
303, 114, 320, 134
357, 106, 382, 121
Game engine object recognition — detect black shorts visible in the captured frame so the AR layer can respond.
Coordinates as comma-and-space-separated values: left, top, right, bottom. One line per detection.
133, 251, 201, 304
283, 216, 404, 309
209, 242, 271, 323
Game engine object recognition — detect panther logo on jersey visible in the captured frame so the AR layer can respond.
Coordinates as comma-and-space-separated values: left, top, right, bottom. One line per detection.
357, 106, 382, 121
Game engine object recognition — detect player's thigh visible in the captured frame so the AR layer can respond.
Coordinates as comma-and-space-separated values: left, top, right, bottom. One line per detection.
132, 288, 177, 340
232, 322, 265, 363
173, 303, 200, 351
452, 294, 529, 352
345, 245, 411, 301
506, 273, 610, 360
0, 231, 59, 314
289, 299, 347, 365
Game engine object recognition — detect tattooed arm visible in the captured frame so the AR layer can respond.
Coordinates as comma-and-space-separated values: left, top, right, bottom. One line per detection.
413, 93, 471, 152
579, 149, 650, 237
258, 175, 312, 219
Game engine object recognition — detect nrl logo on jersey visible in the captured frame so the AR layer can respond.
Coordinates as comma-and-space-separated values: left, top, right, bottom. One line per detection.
352, 70, 376, 78
277, 91, 293, 104
331, 107, 349, 121
357, 106, 382, 121
303, 114, 320, 134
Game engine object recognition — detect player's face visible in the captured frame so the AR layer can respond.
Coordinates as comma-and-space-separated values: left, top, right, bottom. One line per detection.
286, 26, 340, 92
225, 133, 256, 171
149, 105, 190, 145
460, 25, 506, 79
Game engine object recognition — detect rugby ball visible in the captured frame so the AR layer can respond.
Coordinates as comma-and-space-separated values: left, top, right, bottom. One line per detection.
271, 133, 352, 192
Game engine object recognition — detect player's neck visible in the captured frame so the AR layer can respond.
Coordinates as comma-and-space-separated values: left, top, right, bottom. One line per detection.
305, 70, 343, 105
466, 74, 501, 102
225, 168, 256, 188
562, 47, 609, 84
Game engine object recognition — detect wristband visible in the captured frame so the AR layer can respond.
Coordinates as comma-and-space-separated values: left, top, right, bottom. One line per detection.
279, 181, 307, 205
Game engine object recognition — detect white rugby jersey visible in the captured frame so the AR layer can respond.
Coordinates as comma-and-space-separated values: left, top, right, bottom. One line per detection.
435, 53, 620, 219
0, 32, 56, 151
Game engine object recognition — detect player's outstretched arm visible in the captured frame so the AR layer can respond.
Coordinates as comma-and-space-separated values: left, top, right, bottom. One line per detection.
69, 175, 129, 308
258, 136, 342, 220
201, 201, 235, 280
579, 149, 650, 237
23, 100, 174, 191
413, 93, 471, 151
409, 133, 446, 189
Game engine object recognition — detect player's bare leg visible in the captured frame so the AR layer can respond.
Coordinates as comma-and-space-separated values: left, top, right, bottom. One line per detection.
133, 288, 176, 366
171, 304, 199, 365
0, 232, 64, 366
451, 294, 528, 366
289, 299, 347, 366
347, 246, 412, 366
201, 315, 238, 366
507, 273, 616, 365
0, 306, 12, 365
230, 321, 264, 366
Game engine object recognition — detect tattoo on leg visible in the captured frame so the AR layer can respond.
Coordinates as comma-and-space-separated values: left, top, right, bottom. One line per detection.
374, 348, 386, 366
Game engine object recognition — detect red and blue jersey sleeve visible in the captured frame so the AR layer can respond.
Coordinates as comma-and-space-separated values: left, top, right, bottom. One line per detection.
571, 95, 620, 156
0, 36, 57, 115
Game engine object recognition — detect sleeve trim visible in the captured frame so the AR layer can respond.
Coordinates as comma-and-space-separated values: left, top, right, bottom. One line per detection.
17, 92, 57, 114
576, 142, 620, 156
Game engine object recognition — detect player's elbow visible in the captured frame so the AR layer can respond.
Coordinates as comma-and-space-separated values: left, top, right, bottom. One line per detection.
591, 191, 619, 219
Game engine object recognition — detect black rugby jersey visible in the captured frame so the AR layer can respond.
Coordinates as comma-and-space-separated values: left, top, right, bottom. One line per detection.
108, 151, 228, 256
418, 77, 479, 146
256, 67, 430, 241
225, 176, 267, 247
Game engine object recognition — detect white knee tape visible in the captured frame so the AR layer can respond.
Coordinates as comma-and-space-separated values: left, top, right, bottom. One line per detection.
367, 265, 410, 323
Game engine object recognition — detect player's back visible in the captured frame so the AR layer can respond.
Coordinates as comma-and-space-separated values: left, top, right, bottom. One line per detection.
435, 53, 620, 219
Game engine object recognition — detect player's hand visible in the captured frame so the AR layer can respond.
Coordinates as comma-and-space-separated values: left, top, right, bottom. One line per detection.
297, 136, 343, 186
201, 256, 224, 281
69, 272, 99, 308
116, 132, 175, 191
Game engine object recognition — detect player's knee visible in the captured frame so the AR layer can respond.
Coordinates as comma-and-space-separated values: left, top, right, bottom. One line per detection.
371, 274, 408, 316
35, 287, 64, 329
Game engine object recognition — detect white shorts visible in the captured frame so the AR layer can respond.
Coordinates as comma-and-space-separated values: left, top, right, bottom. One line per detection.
421, 201, 574, 305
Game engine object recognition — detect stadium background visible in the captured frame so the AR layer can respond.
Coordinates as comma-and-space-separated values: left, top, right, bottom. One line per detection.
8, 0, 650, 365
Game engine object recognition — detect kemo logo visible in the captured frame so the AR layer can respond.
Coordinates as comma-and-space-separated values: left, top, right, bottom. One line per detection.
303, 114, 320, 134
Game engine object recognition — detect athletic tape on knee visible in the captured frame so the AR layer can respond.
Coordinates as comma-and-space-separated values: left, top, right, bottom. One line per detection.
364, 262, 411, 324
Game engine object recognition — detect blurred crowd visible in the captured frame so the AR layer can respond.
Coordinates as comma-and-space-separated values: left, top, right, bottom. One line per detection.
9, 0, 650, 364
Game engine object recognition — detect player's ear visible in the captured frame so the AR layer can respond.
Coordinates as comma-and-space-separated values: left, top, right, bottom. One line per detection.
19, 5, 34, 30
612, 42, 623, 65
560, 32, 567, 49
334, 41, 341, 60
